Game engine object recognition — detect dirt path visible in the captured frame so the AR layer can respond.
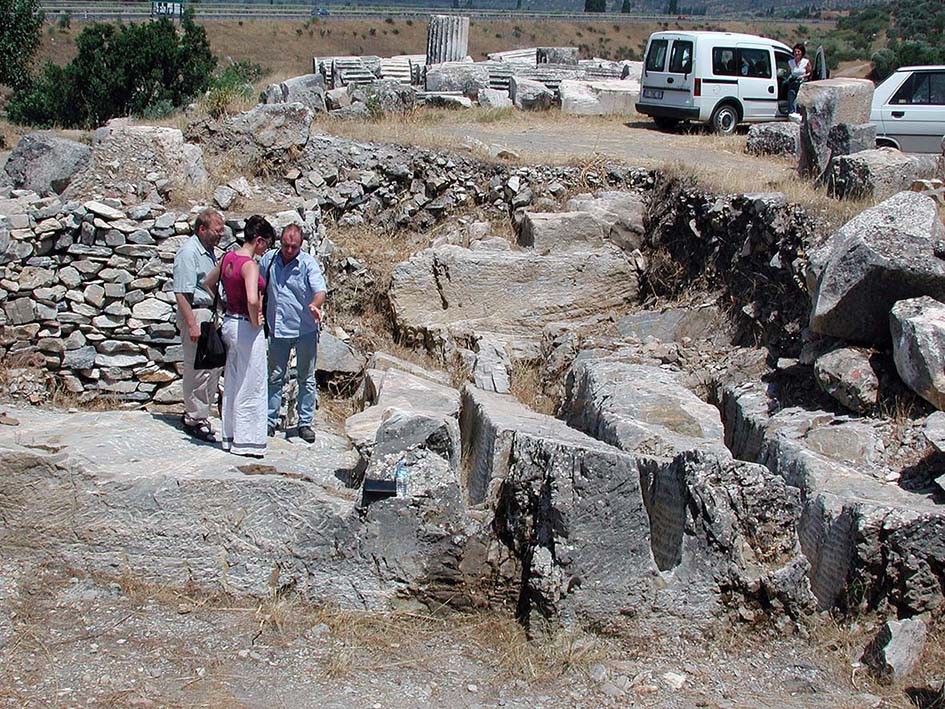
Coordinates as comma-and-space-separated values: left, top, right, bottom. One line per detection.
438, 118, 794, 187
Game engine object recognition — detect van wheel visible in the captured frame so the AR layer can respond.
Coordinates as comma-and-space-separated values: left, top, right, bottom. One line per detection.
653, 116, 678, 131
710, 104, 739, 135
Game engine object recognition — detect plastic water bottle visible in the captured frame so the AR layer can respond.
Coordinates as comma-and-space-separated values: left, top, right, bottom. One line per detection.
394, 458, 408, 498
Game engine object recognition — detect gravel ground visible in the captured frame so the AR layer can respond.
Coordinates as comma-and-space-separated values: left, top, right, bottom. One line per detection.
0, 553, 912, 709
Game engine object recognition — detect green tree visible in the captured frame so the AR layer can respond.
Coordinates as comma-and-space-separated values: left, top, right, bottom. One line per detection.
621, 0, 632, 12
584, 0, 606, 12
666, 0, 678, 14
9, 13, 217, 128
0, 0, 44, 89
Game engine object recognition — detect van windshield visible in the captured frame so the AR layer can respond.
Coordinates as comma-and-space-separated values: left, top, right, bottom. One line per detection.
669, 41, 693, 74
646, 40, 668, 72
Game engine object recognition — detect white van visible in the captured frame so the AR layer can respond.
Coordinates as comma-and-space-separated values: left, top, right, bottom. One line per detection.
635, 31, 794, 134
870, 65, 945, 154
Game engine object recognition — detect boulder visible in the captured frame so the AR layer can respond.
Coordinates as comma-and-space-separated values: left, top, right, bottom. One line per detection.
280, 74, 328, 112
746, 122, 800, 157
316, 331, 365, 376
559, 79, 639, 116
510, 77, 554, 111
388, 244, 639, 357
372, 408, 460, 472
830, 148, 942, 201
352, 80, 417, 114
185, 103, 313, 167
923, 411, 945, 453
796, 78, 875, 180
477, 88, 512, 109
891, 296, 945, 410
423, 94, 473, 110
723, 381, 945, 614
518, 211, 607, 252
808, 191, 945, 345
471, 336, 511, 394
862, 617, 927, 680
562, 357, 727, 460
344, 366, 460, 454
425, 62, 491, 98
814, 347, 879, 413
63, 125, 206, 201
3, 133, 91, 196
326, 87, 352, 111
565, 190, 646, 252
460, 385, 655, 625
537, 47, 579, 65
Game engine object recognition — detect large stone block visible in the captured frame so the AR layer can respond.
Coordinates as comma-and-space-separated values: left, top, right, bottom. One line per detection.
746, 122, 799, 157
425, 62, 490, 98
797, 78, 875, 180
510, 77, 554, 111
518, 211, 606, 251
830, 148, 942, 201
559, 79, 639, 116
537, 47, 579, 65
3, 133, 91, 196
263, 74, 327, 113
891, 296, 945, 410
808, 191, 945, 344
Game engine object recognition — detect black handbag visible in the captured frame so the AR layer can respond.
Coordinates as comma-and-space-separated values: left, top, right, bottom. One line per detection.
194, 283, 226, 370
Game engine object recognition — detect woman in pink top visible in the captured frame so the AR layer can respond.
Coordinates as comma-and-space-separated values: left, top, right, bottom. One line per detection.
206, 215, 275, 457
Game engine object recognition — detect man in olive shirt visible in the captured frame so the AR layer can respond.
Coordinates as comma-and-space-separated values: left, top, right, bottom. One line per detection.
173, 208, 224, 441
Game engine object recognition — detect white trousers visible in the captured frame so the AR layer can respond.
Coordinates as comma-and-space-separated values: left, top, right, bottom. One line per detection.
221, 315, 267, 457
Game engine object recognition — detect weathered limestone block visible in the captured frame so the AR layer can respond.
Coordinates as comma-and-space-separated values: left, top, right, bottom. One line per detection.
471, 336, 511, 394
277, 74, 327, 112
559, 79, 639, 116
345, 366, 460, 454
616, 305, 730, 345
830, 148, 941, 201
351, 80, 417, 114
425, 62, 490, 98
0, 407, 498, 611
477, 87, 513, 109
814, 347, 879, 413
722, 381, 945, 614
562, 357, 727, 460
460, 386, 655, 626
185, 103, 313, 167
316, 331, 365, 376
424, 94, 473, 110
808, 191, 945, 344
565, 190, 646, 252
862, 618, 927, 681
510, 77, 554, 111
537, 47, 579, 65
3, 133, 91, 196
891, 296, 945, 410
797, 78, 874, 180
388, 244, 639, 355
518, 211, 607, 251
746, 122, 800, 157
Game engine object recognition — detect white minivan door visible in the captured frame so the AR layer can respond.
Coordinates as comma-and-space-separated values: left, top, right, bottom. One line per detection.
736, 46, 779, 119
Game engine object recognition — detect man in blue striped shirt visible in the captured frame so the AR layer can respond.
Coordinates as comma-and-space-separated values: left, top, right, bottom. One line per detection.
261, 224, 327, 442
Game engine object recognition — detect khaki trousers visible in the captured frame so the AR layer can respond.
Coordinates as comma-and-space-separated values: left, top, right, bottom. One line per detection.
178, 307, 221, 422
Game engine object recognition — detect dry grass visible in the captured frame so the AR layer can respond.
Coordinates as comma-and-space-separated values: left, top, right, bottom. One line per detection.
508, 360, 556, 416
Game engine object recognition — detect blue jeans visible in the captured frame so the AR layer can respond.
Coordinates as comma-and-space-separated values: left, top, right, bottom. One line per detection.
267, 331, 319, 428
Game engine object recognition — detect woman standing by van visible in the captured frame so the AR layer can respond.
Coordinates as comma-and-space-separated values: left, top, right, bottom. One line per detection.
787, 43, 812, 117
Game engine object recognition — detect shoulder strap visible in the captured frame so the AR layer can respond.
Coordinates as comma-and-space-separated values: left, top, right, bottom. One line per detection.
263, 254, 276, 338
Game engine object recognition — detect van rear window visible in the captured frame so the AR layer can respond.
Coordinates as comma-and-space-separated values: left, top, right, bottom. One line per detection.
669, 41, 693, 74
646, 40, 668, 72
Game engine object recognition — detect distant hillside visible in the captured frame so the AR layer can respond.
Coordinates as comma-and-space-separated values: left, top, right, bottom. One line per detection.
308, 0, 874, 16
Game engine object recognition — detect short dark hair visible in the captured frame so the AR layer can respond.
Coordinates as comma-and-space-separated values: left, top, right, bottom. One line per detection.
792, 43, 806, 56
243, 214, 276, 244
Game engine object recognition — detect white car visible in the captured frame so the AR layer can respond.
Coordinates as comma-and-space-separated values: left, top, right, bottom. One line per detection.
870, 65, 945, 154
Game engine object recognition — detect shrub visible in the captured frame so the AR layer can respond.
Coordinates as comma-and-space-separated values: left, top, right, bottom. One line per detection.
0, 0, 44, 89
8, 10, 216, 127
202, 59, 263, 119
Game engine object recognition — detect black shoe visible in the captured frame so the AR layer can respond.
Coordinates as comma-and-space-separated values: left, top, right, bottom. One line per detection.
267, 424, 276, 437
298, 425, 316, 443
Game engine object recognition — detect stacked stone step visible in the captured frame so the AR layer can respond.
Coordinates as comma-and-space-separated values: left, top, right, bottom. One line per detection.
332, 58, 379, 88
379, 57, 416, 85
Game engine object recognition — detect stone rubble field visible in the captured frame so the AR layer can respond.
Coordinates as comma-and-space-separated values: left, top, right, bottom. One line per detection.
0, 64, 944, 706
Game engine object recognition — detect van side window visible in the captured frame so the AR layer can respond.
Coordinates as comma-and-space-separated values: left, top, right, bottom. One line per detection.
669, 41, 693, 74
739, 48, 771, 78
712, 47, 738, 76
646, 40, 668, 72
775, 51, 791, 81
